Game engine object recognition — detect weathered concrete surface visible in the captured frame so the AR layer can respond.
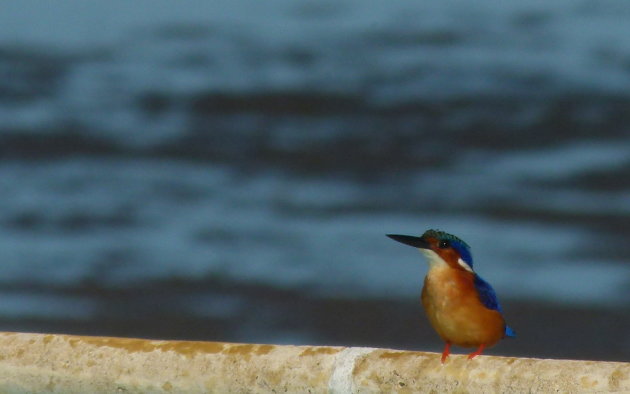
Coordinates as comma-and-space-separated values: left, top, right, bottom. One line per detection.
0, 332, 627, 393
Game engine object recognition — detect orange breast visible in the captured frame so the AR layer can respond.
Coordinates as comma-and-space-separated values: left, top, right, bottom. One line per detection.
421, 266, 505, 348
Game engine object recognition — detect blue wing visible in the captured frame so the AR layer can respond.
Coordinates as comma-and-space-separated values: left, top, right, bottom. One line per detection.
473, 274, 502, 312
474, 275, 516, 338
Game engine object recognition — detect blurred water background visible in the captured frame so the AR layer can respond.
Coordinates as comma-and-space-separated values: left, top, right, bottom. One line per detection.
0, 0, 629, 361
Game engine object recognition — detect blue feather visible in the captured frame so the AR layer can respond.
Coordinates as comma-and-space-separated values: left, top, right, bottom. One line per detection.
505, 325, 516, 338
474, 275, 516, 338
473, 274, 502, 312
452, 241, 473, 267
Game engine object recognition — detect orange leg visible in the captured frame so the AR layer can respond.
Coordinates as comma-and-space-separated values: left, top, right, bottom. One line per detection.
441, 342, 451, 363
467, 343, 486, 360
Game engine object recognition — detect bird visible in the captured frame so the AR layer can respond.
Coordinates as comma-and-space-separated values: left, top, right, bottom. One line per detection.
386, 229, 515, 363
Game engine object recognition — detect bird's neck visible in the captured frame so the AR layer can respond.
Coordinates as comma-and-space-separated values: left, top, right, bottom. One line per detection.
424, 263, 475, 299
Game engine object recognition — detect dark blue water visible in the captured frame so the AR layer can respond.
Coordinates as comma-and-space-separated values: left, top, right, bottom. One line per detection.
0, 0, 629, 360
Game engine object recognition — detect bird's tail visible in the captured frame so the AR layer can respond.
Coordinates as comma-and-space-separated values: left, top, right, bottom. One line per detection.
504, 325, 516, 338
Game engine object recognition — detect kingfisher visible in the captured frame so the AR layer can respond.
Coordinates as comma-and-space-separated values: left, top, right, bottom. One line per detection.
387, 229, 515, 363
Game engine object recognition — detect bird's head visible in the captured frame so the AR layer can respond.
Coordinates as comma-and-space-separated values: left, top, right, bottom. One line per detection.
387, 229, 474, 273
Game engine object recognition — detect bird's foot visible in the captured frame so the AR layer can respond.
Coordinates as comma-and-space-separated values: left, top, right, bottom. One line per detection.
467, 344, 486, 360
440, 342, 451, 364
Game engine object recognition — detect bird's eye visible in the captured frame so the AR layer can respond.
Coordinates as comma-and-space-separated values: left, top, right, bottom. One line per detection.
438, 240, 450, 249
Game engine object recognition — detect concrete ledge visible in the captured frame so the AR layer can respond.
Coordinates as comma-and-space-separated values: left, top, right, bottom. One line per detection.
0, 332, 628, 393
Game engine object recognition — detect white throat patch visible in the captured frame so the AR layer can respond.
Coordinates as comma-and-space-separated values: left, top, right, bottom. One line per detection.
419, 249, 449, 269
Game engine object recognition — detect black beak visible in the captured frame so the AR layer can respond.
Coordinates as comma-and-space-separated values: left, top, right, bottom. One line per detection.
386, 234, 430, 249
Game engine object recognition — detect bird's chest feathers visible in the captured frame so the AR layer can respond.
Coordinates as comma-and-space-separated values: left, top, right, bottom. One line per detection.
421, 265, 505, 347
422, 266, 475, 312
